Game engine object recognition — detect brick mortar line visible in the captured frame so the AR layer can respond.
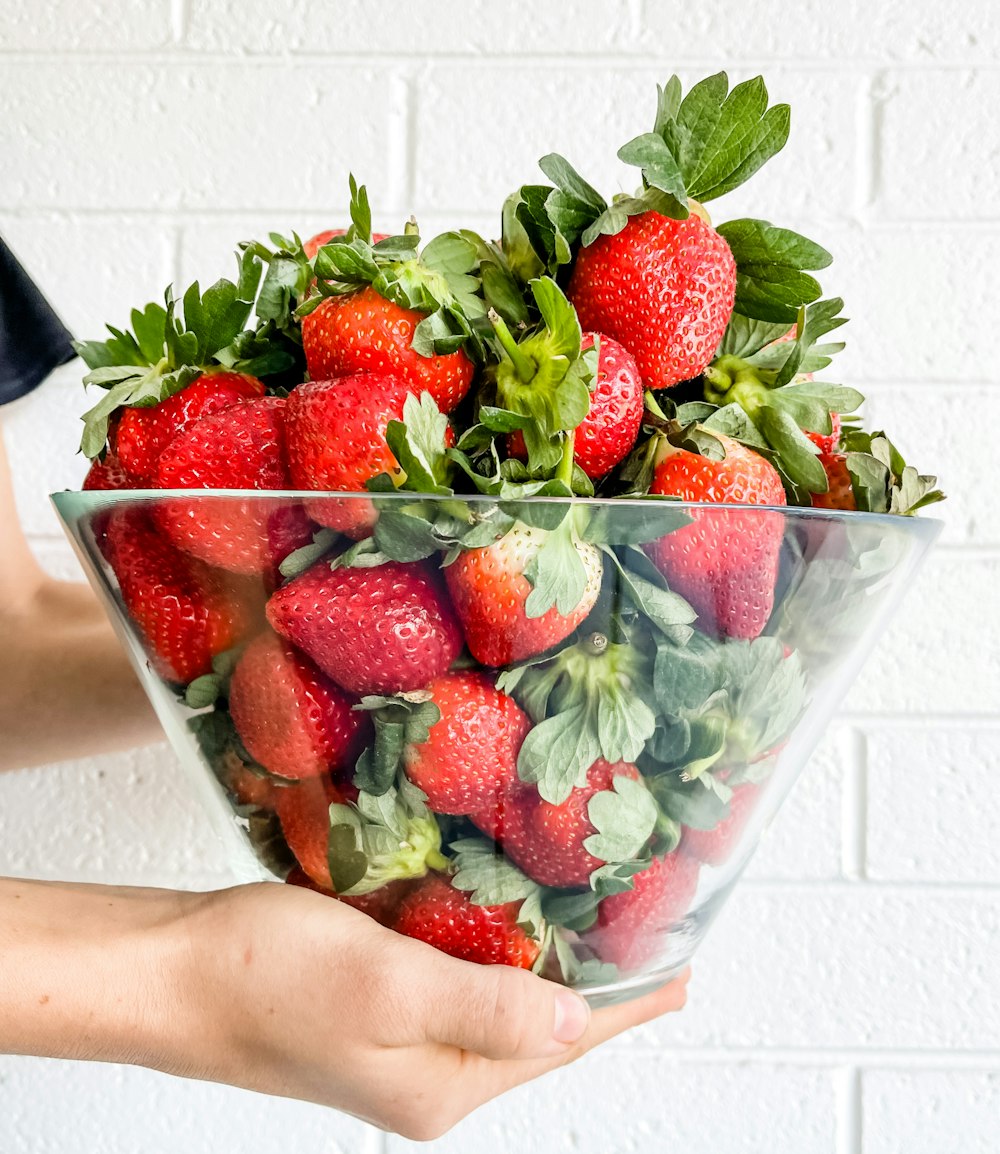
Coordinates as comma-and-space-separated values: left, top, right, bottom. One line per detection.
603, 1046, 1000, 1068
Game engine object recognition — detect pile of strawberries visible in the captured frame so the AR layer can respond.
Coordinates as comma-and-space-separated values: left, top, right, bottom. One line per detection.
76, 73, 942, 985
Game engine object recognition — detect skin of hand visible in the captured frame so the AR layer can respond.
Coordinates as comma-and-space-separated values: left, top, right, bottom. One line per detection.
0, 876, 689, 1139
0, 421, 160, 770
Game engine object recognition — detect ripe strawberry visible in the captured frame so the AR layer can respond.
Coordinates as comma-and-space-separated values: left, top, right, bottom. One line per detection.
811, 452, 856, 511
567, 212, 736, 390
82, 452, 132, 491
508, 333, 644, 479
285, 865, 414, 925
115, 371, 265, 484
682, 782, 760, 866
403, 671, 530, 814
154, 396, 313, 575
284, 373, 413, 538
582, 850, 701, 971
474, 760, 645, 888
228, 631, 370, 780
302, 285, 474, 413
101, 507, 258, 684
444, 523, 603, 666
806, 411, 842, 456
266, 558, 463, 696
391, 873, 541, 969
646, 432, 786, 640
216, 748, 282, 810
275, 775, 344, 890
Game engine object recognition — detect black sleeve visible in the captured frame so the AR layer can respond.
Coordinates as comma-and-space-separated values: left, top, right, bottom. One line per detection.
0, 236, 76, 406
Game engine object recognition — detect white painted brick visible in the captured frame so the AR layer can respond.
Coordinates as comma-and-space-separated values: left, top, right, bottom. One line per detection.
186, 0, 637, 55
388, 1053, 837, 1154
866, 726, 1000, 883
0, 63, 406, 211
843, 555, 1000, 716
414, 67, 858, 224
877, 71, 1000, 221
863, 1070, 1000, 1154
744, 727, 846, 882
809, 225, 1000, 385
862, 384, 997, 546
0, 1056, 380, 1154
0, 0, 174, 52
632, 886, 1000, 1049
637, 2, 1000, 66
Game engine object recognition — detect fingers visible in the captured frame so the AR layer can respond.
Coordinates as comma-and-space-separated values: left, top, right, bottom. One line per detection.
426, 960, 592, 1061
578, 968, 691, 1052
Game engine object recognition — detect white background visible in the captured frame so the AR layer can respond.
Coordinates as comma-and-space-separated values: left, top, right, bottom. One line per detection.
2, 1, 999, 1151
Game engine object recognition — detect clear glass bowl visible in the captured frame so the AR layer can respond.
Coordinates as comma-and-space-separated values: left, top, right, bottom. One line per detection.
52, 489, 939, 1006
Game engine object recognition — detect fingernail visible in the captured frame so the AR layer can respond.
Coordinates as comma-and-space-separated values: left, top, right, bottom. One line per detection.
552, 990, 590, 1044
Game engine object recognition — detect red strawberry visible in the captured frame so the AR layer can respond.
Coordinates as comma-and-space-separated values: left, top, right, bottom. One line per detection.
275, 775, 344, 889
284, 373, 412, 538
508, 333, 644, 479
567, 212, 736, 390
391, 873, 541, 969
266, 558, 462, 696
474, 760, 645, 888
302, 229, 390, 260
646, 432, 786, 640
82, 452, 132, 491
806, 411, 842, 456
582, 850, 700, 971
444, 523, 602, 666
101, 507, 258, 684
216, 749, 281, 810
154, 396, 314, 575
285, 865, 414, 926
115, 371, 265, 484
228, 631, 370, 780
403, 672, 530, 814
811, 452, 856, 511
682, 783, 760, 866
302, 285, 474, 413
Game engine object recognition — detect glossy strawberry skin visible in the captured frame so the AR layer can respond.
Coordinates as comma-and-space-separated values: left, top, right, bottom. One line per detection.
811, 452, 856, 511
646, 433, 786, 640
472, 760, 643, 888
681, 782, 760, 867
228, 631, 370, 780
275, 776, 345, 890
403, 672, 531, 815
444, 524, 603, 667
284, 373, 412, 539
567, 213, 736, 390
155, 397, 314, 575
82, 452, 132, 491
266, 558, 463, 696
302, 285, 474, 413
508, 333, 644, 479
101, 507, 258, 685
115, 371, 265, 484
582, 850, 701, 971
391, 873, 541, 969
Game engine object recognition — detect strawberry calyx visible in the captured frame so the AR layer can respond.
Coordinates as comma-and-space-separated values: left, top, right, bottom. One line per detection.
839, 429, 945, 515
350, 691, 442, 797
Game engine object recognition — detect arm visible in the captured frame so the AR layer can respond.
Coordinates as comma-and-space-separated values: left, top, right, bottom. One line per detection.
0, 876, 688, 1139
0, 424, 160, 770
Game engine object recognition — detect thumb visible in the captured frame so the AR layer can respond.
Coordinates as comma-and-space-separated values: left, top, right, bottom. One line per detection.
428, 962, 591, 1061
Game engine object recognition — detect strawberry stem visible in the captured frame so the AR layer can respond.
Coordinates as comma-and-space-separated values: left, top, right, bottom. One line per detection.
490, 310, 535, 383
555, 428, 576, 488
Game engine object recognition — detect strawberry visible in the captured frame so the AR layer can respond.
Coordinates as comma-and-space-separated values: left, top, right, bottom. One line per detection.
391, 873, 541, 969
101, 507, 258, 684
582, 850, 700, 971
154, 396, 314, 574
806, 411, 841, 456
228, 631, 370, 780
82, 451, 132, 491
681, 782, 760, 866
275, 775, 344, 889
507, 333, 644, 480
567, 212, 736, 390
646, 432, 786, 640
266, 558, 462, 696
216, 748, 282, 810
302, 286, 474, 413
403, 671, 530, 814
115, 371, 265, 484
302, 229, 390, 260
811, 451, 856, 510
284, 373, 413, 538
474, 760, 647, 888
444, 521, 602, 666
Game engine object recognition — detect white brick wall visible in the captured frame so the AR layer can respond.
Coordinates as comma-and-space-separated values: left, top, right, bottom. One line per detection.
2, 2, 999, 1150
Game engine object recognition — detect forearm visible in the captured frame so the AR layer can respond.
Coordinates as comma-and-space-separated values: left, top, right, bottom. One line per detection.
0, 876, 192, 1067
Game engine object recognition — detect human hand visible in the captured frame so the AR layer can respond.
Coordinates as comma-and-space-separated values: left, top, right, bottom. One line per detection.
159, 883, 689, 1139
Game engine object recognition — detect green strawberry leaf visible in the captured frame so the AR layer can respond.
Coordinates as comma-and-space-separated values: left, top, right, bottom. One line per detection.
757, 404, 828, 491
371, 510, 443, 562
450, 837, 540, 906
717, 313, 791, 360
582, 499, 692, 547
538, 153, 607, 214
517, 703, 602, 804
717, 219, 831, 324
617, 132, 688, 210
523, 518, 593, 618
541, 889, 600, 932
384, 391, 453, 496
580, 186, 689, 247
601, 547, 696, 642
589, 859, 650, 898
583, 776, 659, 863
184, 673, 223, 710
279, 528, 341, 579
353, 694, 441, 797
650, 774, 731, 831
